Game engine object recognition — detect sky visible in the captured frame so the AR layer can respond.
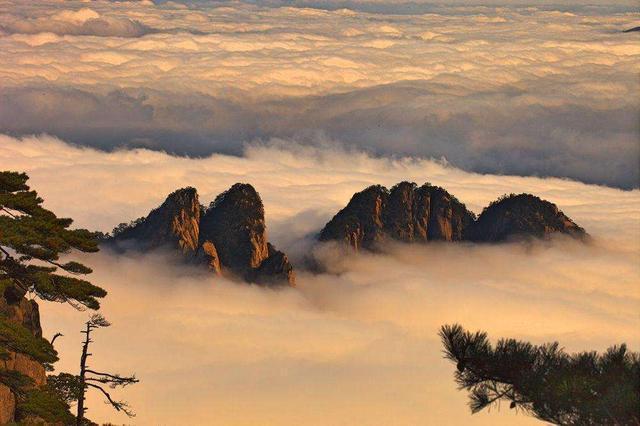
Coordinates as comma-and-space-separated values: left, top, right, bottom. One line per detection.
1, 0, 639, 424
2, 134, 639, 425
0, 0, 638, 188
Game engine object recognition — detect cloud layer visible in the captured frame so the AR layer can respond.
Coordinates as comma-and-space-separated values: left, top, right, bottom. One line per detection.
0, 0, 638, 188
0, 7, 153, 37
1, 134, 638, 424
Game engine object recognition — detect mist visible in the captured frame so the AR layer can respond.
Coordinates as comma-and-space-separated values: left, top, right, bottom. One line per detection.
1, 134, 638, 425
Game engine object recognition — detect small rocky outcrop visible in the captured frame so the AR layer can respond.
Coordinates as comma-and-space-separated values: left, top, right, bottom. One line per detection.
108, 184, 295, 286
320, 184, 587, 250
198, 241, 222, 274
250, 243, 296, 286
111, 187, 201, 254
470, 193, 587, 242
319, 182, 475, 251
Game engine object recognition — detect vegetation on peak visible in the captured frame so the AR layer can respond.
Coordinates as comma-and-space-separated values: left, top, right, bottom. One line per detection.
439, 324, 640, 425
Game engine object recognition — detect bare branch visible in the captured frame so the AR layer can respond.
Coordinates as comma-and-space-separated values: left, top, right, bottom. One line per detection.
86, 383, 135, 417
50, 332, 63, 345
85, 370, 138, 386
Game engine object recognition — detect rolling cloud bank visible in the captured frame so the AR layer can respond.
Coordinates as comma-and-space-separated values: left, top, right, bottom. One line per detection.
1, 0, 638, 188
1, 0, 638, 423
1, 134, 638, 425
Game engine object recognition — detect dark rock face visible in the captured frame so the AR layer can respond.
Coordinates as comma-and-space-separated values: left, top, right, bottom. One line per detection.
112, 187, 200, 253
425, 186, 475, 241
470, 194, 587, 242
198, 184, 295, 286
109, 184, 294, 286
0, 290, 47, 424
0, 291, 42, 338
250, 243, 296, 286
384, 181, 418, 241
319, 185, 388, 251
319, 181, 475, 251
320, 184, 586, 250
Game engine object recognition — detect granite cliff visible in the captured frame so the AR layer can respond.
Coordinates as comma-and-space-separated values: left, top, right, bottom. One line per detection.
0, 293, 47, 424
111, 187, 201, 254
320, 182, 586, 250
319, 182, 476, 251
109, 184, 295, 286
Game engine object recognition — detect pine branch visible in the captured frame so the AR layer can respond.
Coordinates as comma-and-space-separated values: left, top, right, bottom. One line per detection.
85, 370, 138, 387
86, 383, 135, 417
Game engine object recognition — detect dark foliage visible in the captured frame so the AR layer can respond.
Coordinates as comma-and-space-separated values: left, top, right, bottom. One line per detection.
110, 217, 145, 238
0, 170, 108, 423
15, 387, 76, 425
439, 324, 640, 425
48, 372, 83, 404
0, 171, 107, 310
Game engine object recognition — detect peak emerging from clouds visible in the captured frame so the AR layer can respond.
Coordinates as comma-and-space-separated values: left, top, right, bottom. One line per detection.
0, 7, 154, 37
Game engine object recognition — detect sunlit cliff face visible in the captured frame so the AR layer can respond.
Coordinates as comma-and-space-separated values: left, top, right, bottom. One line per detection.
2, 135, 639, 425
1, 0, 639, 187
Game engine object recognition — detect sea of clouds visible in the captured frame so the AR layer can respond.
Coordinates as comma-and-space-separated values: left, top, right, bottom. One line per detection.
1, 134, 638, 425
1, 0, 638, 188
2, 0, 638, 423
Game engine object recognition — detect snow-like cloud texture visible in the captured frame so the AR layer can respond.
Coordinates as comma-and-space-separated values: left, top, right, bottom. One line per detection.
0, 7, 153, 37
1, 134, 639, 424
1, 0, 638, 188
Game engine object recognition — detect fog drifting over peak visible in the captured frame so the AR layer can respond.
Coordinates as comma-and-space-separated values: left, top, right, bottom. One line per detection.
1, 0, 638, 188
1, 134, 638, 425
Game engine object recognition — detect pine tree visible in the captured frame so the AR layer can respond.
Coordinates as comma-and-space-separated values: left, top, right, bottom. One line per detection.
439, 324, 640, 425
0, 170, 107, 422
47, 314, 139, 424
76, 314, 138, 424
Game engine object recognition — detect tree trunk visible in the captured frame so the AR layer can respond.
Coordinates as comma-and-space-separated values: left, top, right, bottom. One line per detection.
76, 322, 91, 425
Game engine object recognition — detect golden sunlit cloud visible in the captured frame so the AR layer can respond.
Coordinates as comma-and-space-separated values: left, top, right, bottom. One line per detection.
1, 134, 638, 425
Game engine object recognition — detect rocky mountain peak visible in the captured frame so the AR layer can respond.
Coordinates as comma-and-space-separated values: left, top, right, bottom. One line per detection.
319, 181, 475, 251
319, 184, 389, 250
108, 183, 295, 286
470, 193, 587, 242
199, 183, 270, 275
319, 184, 586, 250
111, 186, 201, 253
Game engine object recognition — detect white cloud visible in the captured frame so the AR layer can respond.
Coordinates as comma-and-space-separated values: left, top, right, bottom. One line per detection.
0, 6, 152, 37
2, 135, 636, 425
0, 1, 637, 187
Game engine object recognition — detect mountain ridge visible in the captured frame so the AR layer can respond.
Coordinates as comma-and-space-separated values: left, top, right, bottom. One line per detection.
319, 182, 586, 251
106, 181, 587, 282
107, 184, 296, 286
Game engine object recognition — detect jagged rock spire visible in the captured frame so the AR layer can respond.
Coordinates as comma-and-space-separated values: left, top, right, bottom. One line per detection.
108, 184, 295, 286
